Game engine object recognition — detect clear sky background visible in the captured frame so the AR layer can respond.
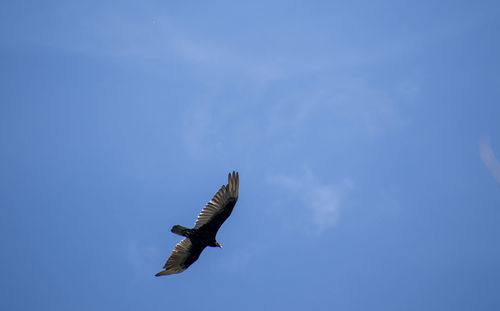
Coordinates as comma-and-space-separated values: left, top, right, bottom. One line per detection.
1, 1, 500, 310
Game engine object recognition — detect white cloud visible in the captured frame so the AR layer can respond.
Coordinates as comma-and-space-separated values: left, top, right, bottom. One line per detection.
269, 168, 354, 233
479, 138, 500, 187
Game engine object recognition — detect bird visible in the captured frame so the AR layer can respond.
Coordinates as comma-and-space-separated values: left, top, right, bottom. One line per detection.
155, 171, 239, 276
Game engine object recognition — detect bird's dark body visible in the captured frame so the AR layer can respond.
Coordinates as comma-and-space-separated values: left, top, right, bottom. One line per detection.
155, 172, 239, 276
171, 199, 237, 247
172, 227, 217, 246
189, 230, 218, 246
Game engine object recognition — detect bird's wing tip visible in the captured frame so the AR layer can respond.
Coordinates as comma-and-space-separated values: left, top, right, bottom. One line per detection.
155, 270, 173, 277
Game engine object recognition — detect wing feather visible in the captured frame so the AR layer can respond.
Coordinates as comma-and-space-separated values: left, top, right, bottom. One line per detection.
155, 238, 206, 276
194, 171, 239, 232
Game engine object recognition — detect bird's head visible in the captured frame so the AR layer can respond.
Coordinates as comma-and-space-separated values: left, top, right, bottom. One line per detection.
215, 242, 222, 248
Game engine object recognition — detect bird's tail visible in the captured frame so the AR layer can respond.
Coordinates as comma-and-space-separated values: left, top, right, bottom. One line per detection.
171, 225, 190, 236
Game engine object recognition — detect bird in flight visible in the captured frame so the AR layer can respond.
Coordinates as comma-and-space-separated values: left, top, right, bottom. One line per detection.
155, 171, 239, 276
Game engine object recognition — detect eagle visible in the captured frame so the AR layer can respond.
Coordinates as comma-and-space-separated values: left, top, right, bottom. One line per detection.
155, 171, 239, 276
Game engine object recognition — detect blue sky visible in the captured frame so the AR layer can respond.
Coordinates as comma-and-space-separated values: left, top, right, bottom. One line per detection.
1, 1, 500, 310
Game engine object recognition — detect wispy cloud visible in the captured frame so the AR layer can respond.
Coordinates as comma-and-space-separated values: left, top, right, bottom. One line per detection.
180, 72, 416, 159
212, 249, 254, 274
269, 167, 354, 233
9, 5, 419, 159
479, 138, 500, 187
126, 240, 160, 276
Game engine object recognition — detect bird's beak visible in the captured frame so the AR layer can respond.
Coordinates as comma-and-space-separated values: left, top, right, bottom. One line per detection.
216, 242, 222, 248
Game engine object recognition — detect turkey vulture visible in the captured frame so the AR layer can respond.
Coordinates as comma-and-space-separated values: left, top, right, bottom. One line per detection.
155, 171, 239, 276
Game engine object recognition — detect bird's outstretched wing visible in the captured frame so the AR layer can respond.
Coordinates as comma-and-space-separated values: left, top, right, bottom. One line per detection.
155, 238, 206, 276
193, 171, 239, 233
